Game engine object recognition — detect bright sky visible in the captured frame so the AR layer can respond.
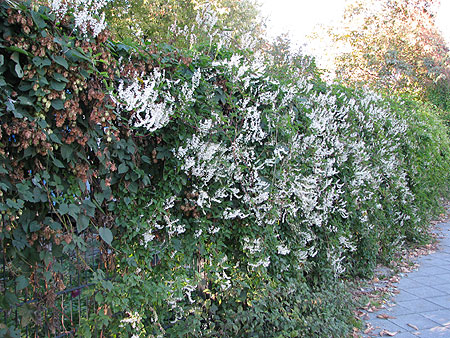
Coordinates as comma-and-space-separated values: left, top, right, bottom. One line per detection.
258, 0, 347, 46
258, 0, 450, 50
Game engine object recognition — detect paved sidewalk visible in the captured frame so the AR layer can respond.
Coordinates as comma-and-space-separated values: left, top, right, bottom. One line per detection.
364, 221, 450, 337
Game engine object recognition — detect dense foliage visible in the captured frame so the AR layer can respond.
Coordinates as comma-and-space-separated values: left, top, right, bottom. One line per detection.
1, 1, 450, 337
102, 0, 265, 50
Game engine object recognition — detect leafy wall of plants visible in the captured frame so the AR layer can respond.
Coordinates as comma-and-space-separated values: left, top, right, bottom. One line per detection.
1, 1, 450, 337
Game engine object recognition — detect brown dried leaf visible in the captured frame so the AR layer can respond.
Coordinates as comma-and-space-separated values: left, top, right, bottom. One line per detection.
407, 323, 419, 330
377, 314, 396, 320
364, 325, 374, 334
380, 329, 398, 336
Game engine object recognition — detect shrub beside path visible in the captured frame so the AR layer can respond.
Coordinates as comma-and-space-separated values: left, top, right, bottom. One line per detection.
363, 221, 450, 337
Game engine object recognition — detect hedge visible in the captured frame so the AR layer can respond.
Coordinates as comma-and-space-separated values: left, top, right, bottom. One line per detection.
1, 1, 450, 337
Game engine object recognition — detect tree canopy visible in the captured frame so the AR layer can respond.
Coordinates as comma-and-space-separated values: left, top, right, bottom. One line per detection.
331, 0, 450, 107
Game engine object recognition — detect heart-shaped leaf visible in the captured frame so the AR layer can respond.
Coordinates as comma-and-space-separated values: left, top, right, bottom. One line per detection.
99, 227, 113, 245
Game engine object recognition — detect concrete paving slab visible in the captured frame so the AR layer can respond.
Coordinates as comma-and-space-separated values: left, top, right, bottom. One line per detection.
393, 290, 420, 302
438, 264, 450, 272
395, 299, 446, 313
417, 256, 450, 267
405, 286, 447, 298
409, 275, 449, 286
428, 295, 450, 308
413, 325, 450, 337
426, 253, 450, 262
409, 266, 450, 277
428, 283, 450, 294
385, 313, 441, 331
416, 258, 438, 266
397, 278, 426, 289
422, 309, 450, 326
436, 273, 450, 282
386, 304, 419, 316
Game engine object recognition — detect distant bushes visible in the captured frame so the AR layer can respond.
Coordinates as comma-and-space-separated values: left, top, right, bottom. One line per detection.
1, 1, 450, 336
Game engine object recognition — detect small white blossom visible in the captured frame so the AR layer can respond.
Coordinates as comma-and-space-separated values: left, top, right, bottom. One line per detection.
120, 311, 142, 329
276, 244, 290, 255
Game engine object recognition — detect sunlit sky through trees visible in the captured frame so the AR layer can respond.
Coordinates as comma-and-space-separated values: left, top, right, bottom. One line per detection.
259, 0, 450, 53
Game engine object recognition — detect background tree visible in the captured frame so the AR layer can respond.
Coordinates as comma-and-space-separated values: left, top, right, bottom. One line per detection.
331, 0, 450, 107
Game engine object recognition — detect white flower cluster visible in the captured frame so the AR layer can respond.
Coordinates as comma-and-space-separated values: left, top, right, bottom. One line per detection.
242, 237, 262, 254
120, 311, 142, 329
276, 244, 290, 255
117, 69, 173, 132
49, 0, 108, 37
116, 68, 202, 132
248, 256, 271, 270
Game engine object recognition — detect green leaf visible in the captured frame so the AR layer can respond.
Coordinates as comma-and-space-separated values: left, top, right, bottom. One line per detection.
11, 52, 20, 64
58, 203, 69, 215
68, 48, 91, 62
102, 280, 114, 291
82, 199, 96, 217
18, 96, 33, 106
77, 214, 90, 232
54, 36, 67, 47
68, 204, 80, 219
18, 82, 31, 91
61, 144, 73, 160
118, 163, 128, 174
49, 133, 61, 144
33, 187, 47, 202
95, 293, 104, 303
44, 218, 62, 231
99, 227, 113, 245
6, 99, 16, 113
94, 192, 104, 205
6, 199, 24, 209
52, 55, 68, 69
53, 158, 65, 168
4, 291, 18, 306
29, 221, 41, 232
39, 76, 49, 86
128, 182, 138, 194
15, 276, 29, 292
17, 183, 33, 202
50, 80, 66, 91
18, 306, 32, 327
52, 72, 68, 83
80, 69, 89, 79
141, 155, 151, 164
51, 99, 64, 110
43, 271, 52, 282
15, 64, 23, 78
37, 119, 47, 129
32, 56, 51, 68
31, 10, 47, 29
8, 47, 31, 57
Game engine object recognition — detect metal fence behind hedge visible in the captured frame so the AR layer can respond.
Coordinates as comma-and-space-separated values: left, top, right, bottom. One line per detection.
1, 238, 102, 337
